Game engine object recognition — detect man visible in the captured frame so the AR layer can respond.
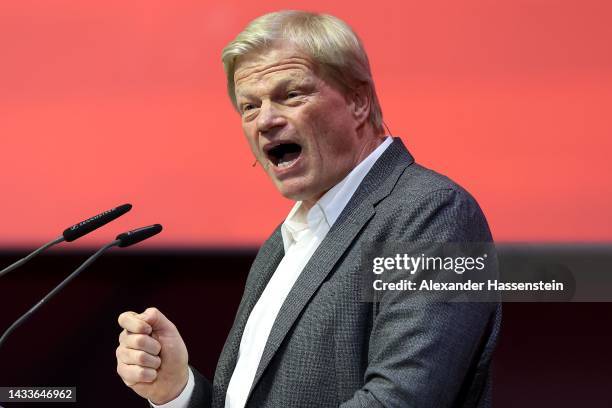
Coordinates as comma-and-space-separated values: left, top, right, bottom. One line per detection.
116, 10, 501, 408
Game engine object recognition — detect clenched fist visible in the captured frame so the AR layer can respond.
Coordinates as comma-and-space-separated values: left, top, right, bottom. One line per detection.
116, 307, 189, 405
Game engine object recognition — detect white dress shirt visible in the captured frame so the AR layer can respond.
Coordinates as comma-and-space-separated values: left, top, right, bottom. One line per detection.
151, 137, 392, 408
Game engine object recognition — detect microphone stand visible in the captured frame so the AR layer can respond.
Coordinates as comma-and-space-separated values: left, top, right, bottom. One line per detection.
0, 223, 161, 352
0, 240, 120, 350
0, 236, 65, 278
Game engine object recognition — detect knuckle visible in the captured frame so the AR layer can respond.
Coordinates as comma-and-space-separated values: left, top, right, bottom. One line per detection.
131, 320, 150, 334
151, 355, 161, 368
136, 366, 149, 381
151, 356, 161, 369
118, 311, 133, 325
152, 339, 162, 355
146, 307, 159, 314
137, 351, 148, 365
134, 335, 148, 349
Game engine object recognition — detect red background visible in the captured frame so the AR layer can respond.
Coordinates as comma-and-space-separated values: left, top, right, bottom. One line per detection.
1, 0, 611, 247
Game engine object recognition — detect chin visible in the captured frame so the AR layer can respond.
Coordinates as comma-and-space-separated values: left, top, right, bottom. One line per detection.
275, 182, 318, 202
277, 187, 307, 201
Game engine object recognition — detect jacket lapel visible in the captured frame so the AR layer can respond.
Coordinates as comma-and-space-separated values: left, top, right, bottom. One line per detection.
213, 227, 285, 406
247, 138, 415, 398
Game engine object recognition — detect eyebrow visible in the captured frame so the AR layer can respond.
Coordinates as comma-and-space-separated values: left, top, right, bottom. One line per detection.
235, 77, 305, 101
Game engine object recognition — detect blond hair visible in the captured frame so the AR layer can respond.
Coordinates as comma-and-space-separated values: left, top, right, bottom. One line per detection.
221, 10, 384, 134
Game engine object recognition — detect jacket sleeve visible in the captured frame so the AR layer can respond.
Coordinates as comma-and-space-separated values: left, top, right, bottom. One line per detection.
340, 188, 501, 408
187, 366, 213, 408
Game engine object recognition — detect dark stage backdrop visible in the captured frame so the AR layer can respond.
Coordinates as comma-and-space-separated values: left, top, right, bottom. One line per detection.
0, 247, 611, 408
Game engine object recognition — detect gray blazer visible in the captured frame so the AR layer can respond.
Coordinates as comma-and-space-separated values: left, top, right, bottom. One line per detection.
188, 138, 501, 408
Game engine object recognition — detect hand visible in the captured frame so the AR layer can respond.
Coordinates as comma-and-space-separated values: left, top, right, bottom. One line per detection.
116, 307, 189, 405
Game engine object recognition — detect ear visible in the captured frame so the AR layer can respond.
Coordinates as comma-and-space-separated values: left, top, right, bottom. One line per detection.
348, 84, 371, 129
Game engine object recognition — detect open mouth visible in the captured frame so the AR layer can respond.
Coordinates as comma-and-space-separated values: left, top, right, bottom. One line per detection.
265, 142, 302, 168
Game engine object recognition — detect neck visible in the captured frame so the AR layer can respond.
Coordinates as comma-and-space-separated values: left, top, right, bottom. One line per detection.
301, 132, 387, 211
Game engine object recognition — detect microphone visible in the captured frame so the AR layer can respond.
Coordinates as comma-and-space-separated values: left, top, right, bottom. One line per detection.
116, 224, 163, 247
0, 224, 162, 351
0, 204, 132, 278
62, 203, 133, 242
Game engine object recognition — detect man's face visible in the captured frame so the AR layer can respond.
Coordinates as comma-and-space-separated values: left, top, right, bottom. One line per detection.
234, 42, 373, 206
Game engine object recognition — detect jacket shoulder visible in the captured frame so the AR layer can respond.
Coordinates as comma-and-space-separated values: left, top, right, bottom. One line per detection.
375, 162, 493, 242
394, 162, 472, 199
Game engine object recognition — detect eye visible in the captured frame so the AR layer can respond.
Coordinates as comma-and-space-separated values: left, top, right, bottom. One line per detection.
286, 90, 300, 99
241, 103, 256, 113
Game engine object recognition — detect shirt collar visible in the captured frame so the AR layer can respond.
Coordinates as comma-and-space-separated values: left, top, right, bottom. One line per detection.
281, 136, 393, 251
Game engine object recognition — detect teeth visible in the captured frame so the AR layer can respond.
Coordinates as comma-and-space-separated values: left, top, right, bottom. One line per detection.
277, 158, 298, 168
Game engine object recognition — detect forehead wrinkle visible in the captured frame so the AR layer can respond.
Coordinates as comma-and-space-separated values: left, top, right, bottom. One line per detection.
234, 56, 313, 86
235, 76, 297, 102
235, 69, 313, 102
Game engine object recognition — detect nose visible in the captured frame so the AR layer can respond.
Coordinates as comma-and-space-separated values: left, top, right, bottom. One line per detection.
256, 100, 286, 135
